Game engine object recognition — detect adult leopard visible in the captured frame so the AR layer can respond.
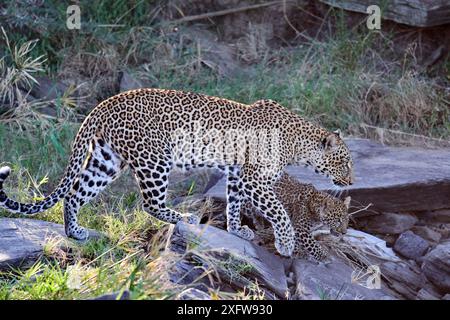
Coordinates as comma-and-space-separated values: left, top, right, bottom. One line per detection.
0, 89, 354, 256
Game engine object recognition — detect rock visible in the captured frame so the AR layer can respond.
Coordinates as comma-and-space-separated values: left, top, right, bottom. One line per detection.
393, 231, 430, 260
179, 27, 241, 77
205, 139, 450, 213
422, 241, 450, 293
169, 256, 213, 291
416, 288, 439, 300
411, 226, 442, 243
27, 76, 68, 100
17, 89, 37, 103
443, 294, 450, 300
202, 170, 225, 194
169, 169, 219, 196
293, 258, 395, 300
0, 218, 101, 270
421, 209, 450, 224
359, 212, 418, 235
170, 223, 401, 300
119, 71, 143, 92
381, 261, 428, 299
171, 222, 289, 298
16, 76, 74, 117
341, 229, 402, 262
90, 290, 130, 300
320, 0, 450, 27
420, 222, 450, 240
318, 229, 442, 300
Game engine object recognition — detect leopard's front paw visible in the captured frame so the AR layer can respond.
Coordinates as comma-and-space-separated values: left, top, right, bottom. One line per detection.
230, 225, 255, 241
275, 237, 294, 257
67, 226, 89, 241
274, 226, 295, 257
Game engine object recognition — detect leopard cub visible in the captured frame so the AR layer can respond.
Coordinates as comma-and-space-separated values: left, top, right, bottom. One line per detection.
243, 172, 351, 261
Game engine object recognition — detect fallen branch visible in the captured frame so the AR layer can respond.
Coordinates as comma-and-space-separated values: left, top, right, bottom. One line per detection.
167, 1, 292, 24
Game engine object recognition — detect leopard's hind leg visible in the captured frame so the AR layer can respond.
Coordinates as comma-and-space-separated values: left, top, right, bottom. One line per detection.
64, 137, 124, 239
226, 166, 255, 240
131, 156, 199, 225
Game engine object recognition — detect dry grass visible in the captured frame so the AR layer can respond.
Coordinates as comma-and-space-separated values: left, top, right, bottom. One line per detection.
235, 22, 272, 64
345, 70, 449, 145
0, 27, 45, 106
0, 27, 81, 132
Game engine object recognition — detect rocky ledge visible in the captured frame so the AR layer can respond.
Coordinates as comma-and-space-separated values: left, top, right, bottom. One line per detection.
169, 222, 450, 300
206, 138, 450, 213
1, 217, 449, 299
0, 218, 100, 270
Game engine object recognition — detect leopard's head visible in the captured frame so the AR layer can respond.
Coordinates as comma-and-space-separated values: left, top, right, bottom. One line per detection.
311, 130, 354, 187
318, 196, 351, 234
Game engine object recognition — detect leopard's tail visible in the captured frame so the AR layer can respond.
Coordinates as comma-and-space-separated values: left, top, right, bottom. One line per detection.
0, 109, 100, 215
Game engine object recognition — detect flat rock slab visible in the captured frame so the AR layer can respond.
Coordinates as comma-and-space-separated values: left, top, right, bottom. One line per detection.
174, 222, 289, 298
293, 257, 395, 300
205, 139, 450, 212
0, 218, 100, 270
380, 261, 433, 299
320, 0, 450, 27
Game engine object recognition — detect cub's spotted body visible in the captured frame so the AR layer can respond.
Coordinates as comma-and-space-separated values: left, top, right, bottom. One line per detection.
0, 89, 354, 256
244, 173, 351, 261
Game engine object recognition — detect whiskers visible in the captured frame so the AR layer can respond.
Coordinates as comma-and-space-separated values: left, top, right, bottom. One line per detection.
328, 184, 345, 198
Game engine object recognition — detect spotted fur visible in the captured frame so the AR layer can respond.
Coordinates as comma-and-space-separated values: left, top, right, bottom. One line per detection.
0, 89, 354, 257
244, 172, 351, 261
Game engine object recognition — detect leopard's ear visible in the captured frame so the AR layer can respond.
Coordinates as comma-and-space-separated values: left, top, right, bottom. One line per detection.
321, 133, 338, 152
344, 196, 351, 209
333, 129, 342, 138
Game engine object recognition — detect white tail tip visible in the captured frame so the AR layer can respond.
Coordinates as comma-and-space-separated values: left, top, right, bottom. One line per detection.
0, 166, 11, 179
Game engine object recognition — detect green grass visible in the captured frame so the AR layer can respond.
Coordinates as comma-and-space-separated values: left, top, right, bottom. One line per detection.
0, 122, 77, 182
0, 0, 159, 71
0, 175, 187, 300
0, 118, 191, 299
2, 0, 447, 140
152, 38, 450, 140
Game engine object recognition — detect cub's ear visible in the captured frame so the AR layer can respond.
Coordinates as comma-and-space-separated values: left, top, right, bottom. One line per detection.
321, 133, 338, 152
344, 196, 351, 209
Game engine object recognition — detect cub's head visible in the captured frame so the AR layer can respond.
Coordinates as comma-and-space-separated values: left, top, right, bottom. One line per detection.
318, 196, 351, 234
311, 130, 354, 187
